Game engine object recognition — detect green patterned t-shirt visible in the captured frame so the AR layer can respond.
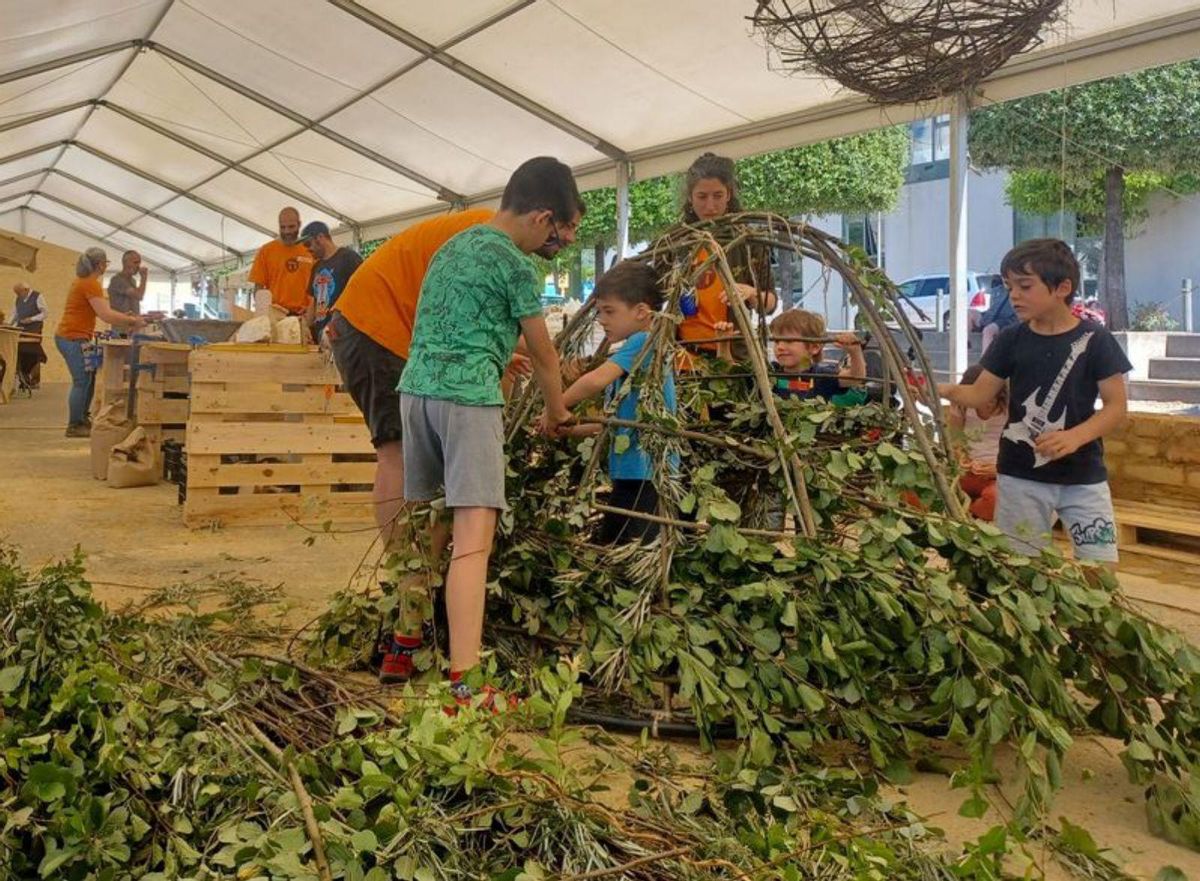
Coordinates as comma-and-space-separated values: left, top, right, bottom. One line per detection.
399, 225, 543, 406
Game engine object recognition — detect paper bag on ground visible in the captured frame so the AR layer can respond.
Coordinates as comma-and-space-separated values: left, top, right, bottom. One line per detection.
90, 401, 133, 480
107, 427, 158, 489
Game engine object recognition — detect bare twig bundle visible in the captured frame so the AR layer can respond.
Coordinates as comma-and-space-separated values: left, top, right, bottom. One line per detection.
749, 0, 1065, 104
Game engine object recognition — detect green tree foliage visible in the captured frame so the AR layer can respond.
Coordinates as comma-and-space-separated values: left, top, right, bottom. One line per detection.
969, 60, 1200, 328
574, 127, 910, 248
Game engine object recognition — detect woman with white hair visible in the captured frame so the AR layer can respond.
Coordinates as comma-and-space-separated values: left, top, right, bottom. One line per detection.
54, 247, 144, 437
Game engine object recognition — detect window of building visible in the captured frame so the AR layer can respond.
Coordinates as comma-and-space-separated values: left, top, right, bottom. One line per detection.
842, 214, 881, 265
909, 115, 951, 166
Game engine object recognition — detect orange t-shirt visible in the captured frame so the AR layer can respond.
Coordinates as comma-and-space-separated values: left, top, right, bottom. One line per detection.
248, 239, 315, 315
678, 249, 727, 349
335, 208, 494, 359
56, 276, 105, 340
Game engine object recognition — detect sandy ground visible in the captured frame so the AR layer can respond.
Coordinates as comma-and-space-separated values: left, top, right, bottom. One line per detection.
3, 383, 1200, 878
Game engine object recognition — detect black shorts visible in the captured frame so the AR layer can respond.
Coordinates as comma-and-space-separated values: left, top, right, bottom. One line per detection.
329, 312, 406, 448
597, 479, 660, 545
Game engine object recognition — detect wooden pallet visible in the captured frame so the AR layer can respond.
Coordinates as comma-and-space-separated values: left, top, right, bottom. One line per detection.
91, 338, 131, 417
183, 345, 375, 528
1114, 500, 1200, 564
136, 343, 192, 452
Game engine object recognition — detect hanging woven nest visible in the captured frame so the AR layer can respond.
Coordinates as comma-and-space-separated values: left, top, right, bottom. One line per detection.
749, 0, 1066, 104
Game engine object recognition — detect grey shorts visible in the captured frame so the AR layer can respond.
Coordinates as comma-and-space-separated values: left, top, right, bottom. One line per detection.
995, 474, 1118, 563
399, 394, 508, 510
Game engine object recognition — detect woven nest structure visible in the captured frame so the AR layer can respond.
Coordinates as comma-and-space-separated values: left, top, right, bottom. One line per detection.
749, 0, 1066, 104
340, 214, 1200, 817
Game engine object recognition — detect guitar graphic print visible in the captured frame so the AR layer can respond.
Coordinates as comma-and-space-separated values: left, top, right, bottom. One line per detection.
1001, 332, 1093, 468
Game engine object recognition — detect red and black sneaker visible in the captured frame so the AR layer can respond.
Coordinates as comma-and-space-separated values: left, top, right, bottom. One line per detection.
378, 634, 421, 684
443, 681, 519, 717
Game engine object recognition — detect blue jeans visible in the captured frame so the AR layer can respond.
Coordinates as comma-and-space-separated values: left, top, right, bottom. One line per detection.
55, 336, 94, 426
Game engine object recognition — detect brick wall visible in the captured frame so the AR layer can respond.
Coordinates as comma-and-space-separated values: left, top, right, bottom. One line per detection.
1106, 412, 1200, 507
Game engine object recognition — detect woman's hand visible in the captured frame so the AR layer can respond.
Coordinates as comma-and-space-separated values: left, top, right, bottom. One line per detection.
719, 283, 760, 308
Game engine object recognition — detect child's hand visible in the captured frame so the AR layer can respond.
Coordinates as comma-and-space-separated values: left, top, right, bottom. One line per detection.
713, 320, 737, 336
1034, 429, 1082, 461
538, 406, 570, 437
832, 332, 861, 349
936, 382, 958, 401
505, 353, 532, 382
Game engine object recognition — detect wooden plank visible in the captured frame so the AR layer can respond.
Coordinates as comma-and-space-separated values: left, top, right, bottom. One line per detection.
187, 460, 376, 489
189, 384, 359, 416
186, 421, 373, 455
183, 491, 374, 527
138, 396, 190, 425
1114, 504, 1200, 538
189, 349, 340, 385
1121, 541, 1200, 565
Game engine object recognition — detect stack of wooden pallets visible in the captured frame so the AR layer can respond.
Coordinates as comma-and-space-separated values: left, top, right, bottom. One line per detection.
134, 342, 192, 455
182, 343, 376, 528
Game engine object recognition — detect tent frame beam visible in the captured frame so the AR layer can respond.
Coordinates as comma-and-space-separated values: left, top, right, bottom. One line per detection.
19, 205, 190, 273
0, 101, 94, 135
70, 142, 276, 239
99, 101, 357, 227
0, 162, 242, 258
0, 41, 139, 86
25, 190, 207, 265
147, 41, 463, 203
326, 0, 626, 161
0, 106, 333, 247
49, 168, 243, 258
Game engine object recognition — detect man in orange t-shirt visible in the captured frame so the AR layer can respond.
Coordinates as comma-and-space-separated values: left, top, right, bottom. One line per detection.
248, 207, 315, 315
327, 208, 494, 549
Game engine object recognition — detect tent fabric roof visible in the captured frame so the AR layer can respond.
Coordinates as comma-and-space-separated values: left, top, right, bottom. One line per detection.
2, 0, 1200, 276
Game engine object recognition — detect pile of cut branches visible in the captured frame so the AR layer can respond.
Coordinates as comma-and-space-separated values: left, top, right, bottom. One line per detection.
12, 547, 1128, 880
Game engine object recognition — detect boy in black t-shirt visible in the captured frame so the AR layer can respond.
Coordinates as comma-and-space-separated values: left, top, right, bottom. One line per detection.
938, 239, 1131, 565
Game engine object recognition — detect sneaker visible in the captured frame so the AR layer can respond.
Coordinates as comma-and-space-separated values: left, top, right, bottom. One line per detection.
65, 423, 90, 438
443, 683, 519, 717
378, 634, 421, 684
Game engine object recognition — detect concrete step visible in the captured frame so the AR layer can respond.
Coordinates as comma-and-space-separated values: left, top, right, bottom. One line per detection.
1166, 334, 1200, 358
1128, 378, 1200, 404
1149, 357, 1200, 381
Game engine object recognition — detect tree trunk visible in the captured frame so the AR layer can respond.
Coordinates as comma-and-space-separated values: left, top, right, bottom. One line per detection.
1102, 166, 1128, 330
594, 243, 606, 282
778, 249, 795, 310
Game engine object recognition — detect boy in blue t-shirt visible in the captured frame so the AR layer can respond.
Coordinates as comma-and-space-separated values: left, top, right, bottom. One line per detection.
562, 261, 677, 544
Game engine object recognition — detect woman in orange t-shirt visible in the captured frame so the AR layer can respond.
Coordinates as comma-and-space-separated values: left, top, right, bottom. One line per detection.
55, 247, 144, 437
672, 153, 776, 359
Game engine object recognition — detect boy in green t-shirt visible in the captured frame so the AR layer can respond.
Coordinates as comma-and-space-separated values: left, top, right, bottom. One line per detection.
398, 157, 583, 709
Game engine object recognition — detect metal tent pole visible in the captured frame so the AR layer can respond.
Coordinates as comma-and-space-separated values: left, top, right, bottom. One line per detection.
948, 93, 971, 381
616, 161, 632, 263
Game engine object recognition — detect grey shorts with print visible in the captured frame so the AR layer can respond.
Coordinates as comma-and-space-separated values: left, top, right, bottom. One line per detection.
399, 394, 508, 511
994, 474, 1118, 563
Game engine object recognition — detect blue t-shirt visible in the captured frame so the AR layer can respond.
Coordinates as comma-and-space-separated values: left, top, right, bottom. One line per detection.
606, 331, 677, 481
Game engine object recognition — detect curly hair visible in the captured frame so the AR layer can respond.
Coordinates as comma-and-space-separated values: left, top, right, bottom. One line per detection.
681, 152, 742, 223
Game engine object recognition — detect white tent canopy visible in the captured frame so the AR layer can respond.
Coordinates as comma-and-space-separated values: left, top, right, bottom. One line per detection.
2, 0, 1200, 275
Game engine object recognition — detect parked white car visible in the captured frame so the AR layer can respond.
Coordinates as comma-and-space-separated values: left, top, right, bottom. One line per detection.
893, 272, 998, 329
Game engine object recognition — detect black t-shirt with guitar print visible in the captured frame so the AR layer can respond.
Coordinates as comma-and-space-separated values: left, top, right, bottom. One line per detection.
979, 320, 1131, 485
